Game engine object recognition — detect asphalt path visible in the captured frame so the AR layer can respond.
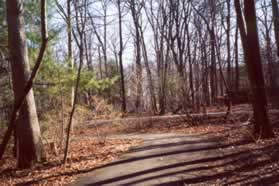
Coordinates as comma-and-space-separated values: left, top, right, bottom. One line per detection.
73, 133, 225, 186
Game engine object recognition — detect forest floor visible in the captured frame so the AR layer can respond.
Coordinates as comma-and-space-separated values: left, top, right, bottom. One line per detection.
1, 105, 279, 185
73, 111, 279, 186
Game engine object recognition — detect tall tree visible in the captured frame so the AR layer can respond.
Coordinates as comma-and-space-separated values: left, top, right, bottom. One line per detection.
130, 0, 143, 111
67, 0, 75, 107
55, 0, 75, 106
192, 0, 218, 104
144, 0, 169, 114
271, 0, 279, 107
234, 18, 239, 92
234, 0, 273, 138
138, 16, 157, 114
225, 0, 232, 90
5, 0, 47, 168
272, 0, 279, 58
258, 0, 274, 87
88, 0, 109, 77
117, 0, 126, 113
63, 0, 87, 163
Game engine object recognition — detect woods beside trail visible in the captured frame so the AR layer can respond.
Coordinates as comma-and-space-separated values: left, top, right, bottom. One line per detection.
1, 0, 279, 185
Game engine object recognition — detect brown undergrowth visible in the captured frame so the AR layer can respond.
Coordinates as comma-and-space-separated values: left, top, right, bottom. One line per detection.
0, 136, 142, 185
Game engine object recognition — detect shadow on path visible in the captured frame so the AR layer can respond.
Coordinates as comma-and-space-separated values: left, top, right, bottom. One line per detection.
18, 132, 279, 186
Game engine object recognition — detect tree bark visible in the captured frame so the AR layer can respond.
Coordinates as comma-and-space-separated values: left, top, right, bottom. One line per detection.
130, 0, 142, 111
103, 1, 108, 77
67, 0, 75, 107
234, 19, 239, 92
117, 0, 126, 113
63, 0, 86, 163
139, 26, 157, 114
226, 0, 231, 89
4, 0, 47, 168
272, 0, 279, 58
235, 0, 273, 138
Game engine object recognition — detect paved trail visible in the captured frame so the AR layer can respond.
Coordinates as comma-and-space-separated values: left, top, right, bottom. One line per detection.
73, 133, 226, 186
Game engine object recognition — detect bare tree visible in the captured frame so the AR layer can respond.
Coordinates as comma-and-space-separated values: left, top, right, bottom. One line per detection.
55, 0, 75, 106
192, 1, 218, 104
139, 26, 157, 113
225, 0, 232, 90
117, 0, 126, 113
130, 0, 143, 111
234, 17, 240, 92
88, 0, 109, 77
63, 0, 88, 163
144, 0, 169, 114
235, 0, 273, 138
258, 0, 274, 87
272, 0, 279, 58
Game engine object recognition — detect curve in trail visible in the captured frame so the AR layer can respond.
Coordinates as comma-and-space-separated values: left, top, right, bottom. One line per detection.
73, 133, 227, 186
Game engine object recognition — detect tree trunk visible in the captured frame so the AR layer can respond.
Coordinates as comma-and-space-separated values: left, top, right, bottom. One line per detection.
98, 45, 103, 79
234, 21, 239, 92
67, 0, 75, 107
187, 26, 194, 108
271, 0, 279, 107
103, 2, 108, 77
130, 0, 142, 111
209, 29, 217, 104
117, 0, 126, 113
226, 0, 231, 89
201, 37, 210, 106
63, 38, 83, 164
235, 0, 273, 138
272, 0, 279, 58
6, 0, 44, 169
139, 27, 157, 114
265, 26, 274, 88
63, 0, 86, 163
